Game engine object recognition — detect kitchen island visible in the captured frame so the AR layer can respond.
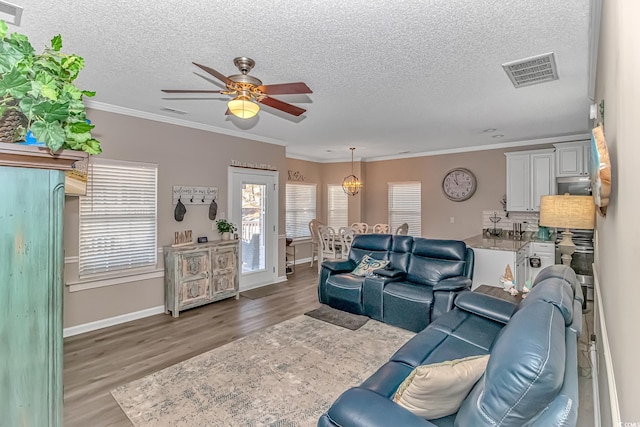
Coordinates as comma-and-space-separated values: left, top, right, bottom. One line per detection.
464, 233, 555, 290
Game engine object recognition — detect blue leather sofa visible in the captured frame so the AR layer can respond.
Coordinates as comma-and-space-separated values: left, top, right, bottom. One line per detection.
318, 265, 584, 427
318, 234, 474, 332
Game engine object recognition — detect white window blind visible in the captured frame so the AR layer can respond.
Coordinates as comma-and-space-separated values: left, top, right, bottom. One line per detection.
285, 183, 316, 238
327, 184, 348, 230
388, 181, 422, 237
79, 158, 158, 278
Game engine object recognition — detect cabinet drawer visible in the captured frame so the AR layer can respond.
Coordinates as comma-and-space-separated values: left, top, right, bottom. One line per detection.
178, 252, 209, 278
179, 278, 210, 305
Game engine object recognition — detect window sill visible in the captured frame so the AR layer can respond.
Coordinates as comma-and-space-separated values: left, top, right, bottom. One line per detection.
66, 268, 164, 293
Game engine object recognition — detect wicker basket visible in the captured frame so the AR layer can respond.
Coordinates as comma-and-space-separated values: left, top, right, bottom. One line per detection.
0, 108, 27, 143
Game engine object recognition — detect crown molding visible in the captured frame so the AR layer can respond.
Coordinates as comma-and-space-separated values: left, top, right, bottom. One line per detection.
84, 100, 287, 147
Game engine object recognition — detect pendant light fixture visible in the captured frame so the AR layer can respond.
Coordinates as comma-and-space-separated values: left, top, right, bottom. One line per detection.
342, 147, 363, 196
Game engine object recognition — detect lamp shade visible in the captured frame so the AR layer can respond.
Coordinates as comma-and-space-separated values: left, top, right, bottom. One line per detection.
539, 195, 595, 230
228, 96, 260, 119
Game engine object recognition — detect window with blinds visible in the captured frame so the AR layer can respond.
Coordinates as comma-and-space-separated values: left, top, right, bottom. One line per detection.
327, 184, 348, 230
285, 183, 316, 238
388, 181, 422, 237
79, 158, 158, 278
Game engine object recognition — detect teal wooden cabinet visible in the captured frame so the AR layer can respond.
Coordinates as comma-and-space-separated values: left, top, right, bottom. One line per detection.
0, 143, 87, 427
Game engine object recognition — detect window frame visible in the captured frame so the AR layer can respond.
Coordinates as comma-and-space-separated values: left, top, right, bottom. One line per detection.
285, 182, 317, 239
388, 181, 422, 237
327, 184, 349, 230
78, 158, 158, 280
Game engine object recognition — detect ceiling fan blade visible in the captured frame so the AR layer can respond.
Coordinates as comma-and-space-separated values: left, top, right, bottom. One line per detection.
162, 89, 223, 93
225, 108, 231, 115
192, 62, 233, 86
258, 96, 306, 116
258, 82, 312, 95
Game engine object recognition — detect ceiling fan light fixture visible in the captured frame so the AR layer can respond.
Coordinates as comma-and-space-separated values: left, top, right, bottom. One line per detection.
228, 95, 260, 119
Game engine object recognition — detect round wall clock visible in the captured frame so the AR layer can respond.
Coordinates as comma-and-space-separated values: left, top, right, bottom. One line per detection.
442, 168, 477, 202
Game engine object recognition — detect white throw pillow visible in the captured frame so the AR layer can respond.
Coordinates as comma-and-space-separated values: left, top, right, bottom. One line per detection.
393, 354, 489, 419
351, 254, 389, 277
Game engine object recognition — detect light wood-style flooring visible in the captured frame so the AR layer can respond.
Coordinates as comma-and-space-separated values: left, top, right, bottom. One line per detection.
63, 264, 321, 427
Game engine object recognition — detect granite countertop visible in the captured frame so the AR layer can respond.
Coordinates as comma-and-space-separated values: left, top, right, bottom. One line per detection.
464, 233, 555, 252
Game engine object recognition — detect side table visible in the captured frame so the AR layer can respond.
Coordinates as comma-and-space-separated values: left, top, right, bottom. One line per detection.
473, 285, 523, 305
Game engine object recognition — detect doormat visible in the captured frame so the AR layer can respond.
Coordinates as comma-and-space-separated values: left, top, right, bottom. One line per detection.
305, 304, 369, 330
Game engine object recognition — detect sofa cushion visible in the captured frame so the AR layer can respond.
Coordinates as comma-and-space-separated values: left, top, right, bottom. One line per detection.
393, 355, 490, 419
324, 273, 366, 314
519, 278, 574, 325
352, 255, 390, 276
456, 299, 566, 426
383, 282, 435, 332
406, 239, 468, 285
390, 306, 502, 367
349, 234, 393, 264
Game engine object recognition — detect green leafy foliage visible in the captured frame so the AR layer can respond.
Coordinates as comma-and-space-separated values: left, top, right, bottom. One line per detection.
0, 19, 101, 154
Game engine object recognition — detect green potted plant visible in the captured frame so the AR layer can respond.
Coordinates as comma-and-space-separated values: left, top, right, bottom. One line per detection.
216, 219, 237, 240
0, 20, 101, 154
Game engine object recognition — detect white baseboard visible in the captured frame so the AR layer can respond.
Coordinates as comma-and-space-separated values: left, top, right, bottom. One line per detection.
592, 264, 621, 425
63, 305, 165, 338
295, 256, 312, 265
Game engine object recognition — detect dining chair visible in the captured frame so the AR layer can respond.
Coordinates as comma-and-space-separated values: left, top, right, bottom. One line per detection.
318, 225, 341, 272
395, 222, 409, 235
338, 227, 356, 258
308, 219, 324, 268
351, 222, 369, 234
372, 223, 391, 234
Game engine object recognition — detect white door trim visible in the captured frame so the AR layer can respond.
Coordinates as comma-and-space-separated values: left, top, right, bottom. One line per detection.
228, 167, 279, 290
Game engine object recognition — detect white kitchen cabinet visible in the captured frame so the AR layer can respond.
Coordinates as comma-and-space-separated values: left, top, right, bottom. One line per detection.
527, 242, 556, 285
505, 149, 555, 212
554, 141, 591, 177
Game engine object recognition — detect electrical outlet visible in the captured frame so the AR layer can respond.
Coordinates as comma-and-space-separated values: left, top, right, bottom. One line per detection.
450, 216, 455, 224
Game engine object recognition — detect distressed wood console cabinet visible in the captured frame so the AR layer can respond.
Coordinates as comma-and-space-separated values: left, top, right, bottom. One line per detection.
164, 240, 240, 317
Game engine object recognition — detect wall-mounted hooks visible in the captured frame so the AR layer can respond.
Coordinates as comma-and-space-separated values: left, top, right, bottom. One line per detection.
173, 186, 218, 206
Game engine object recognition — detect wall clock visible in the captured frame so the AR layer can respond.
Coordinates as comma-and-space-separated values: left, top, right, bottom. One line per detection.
442, 168, 477, 202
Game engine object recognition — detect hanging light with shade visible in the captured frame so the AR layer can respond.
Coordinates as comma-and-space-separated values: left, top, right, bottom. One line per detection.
342, 147, 363, 196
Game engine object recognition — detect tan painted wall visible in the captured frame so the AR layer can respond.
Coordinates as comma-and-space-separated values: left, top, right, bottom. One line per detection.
63, 108, 287, 328
364, 146, 551, 240
594, 0, 640, 421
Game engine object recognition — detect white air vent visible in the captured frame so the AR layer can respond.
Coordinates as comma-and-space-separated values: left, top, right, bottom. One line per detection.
0, 1, 23, 26
502, 52, 559, 88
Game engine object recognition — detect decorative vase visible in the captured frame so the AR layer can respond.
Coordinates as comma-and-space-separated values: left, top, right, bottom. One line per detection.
222, 232, 230, 241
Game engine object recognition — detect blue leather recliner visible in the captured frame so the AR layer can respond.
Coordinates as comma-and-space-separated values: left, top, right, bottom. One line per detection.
318, 265, 584, 427
318, 234, 475, 332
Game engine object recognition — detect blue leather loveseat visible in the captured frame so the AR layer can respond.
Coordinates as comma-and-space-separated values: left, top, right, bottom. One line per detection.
318, 234, 474, 332
318, 265, 584, 427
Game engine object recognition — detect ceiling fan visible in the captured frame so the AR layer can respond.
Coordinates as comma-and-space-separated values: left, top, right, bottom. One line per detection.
162, 57, 312, 119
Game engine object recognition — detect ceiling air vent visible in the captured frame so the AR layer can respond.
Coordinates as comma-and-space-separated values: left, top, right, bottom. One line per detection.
502, 52, 558, 88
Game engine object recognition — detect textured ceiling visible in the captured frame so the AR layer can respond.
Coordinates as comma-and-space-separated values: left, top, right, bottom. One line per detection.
11, 0, 594, 161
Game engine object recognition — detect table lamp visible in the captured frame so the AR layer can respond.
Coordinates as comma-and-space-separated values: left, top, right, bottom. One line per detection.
539, 194, 595, 266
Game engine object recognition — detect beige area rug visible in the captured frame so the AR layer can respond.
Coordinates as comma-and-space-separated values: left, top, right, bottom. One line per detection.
111, 315, 415, 427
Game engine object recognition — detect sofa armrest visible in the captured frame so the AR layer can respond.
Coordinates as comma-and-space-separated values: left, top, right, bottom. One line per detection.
320, 387, 437, 427
433, 276, 472, 292
372, 267, 406, 279
454, 291, 518, 324
322, 259, 356, 273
